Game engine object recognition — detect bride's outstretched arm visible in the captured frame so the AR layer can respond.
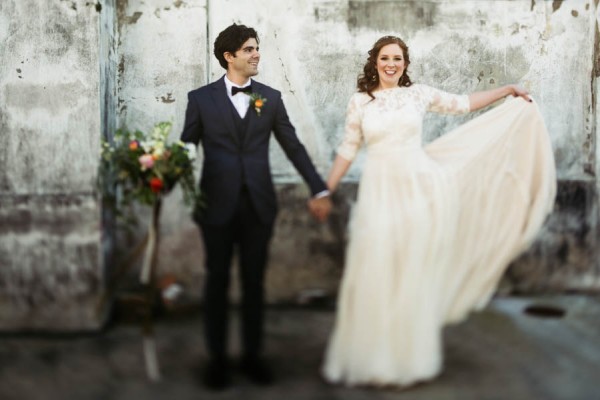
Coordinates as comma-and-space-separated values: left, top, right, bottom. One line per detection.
327, 155, 353, 192
468, 84, 531, 112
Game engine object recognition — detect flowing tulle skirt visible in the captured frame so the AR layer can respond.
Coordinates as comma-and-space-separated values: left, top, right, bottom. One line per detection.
322, 98, 556, 386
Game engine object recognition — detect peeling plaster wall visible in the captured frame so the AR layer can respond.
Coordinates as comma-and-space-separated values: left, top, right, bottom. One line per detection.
2, 0, 599, 329
0, 0, 105, 330
100, 0, 119, 303
208, 0, 597, 181
208, 0, 360, 179
116, 0, 207, 134
110, 0, 600, 304
116, 0, 208, 297
204, 0, 600, 299
0, 1, 102, 193
209, 0, 600, 298
101, 0, 118, 143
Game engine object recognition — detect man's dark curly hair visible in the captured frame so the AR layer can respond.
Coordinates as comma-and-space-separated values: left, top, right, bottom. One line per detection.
213, 23, 260, 70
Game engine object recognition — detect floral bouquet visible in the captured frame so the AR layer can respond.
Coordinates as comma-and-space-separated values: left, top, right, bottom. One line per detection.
98, 121, 201, 216
98, 121, 202, 382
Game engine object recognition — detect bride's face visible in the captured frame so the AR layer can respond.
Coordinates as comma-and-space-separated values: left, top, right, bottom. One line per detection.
376, 43, 406, 89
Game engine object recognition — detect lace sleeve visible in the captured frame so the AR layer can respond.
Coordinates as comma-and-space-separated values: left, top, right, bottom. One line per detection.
418, 84, 470, 115
336, 93, 364, 161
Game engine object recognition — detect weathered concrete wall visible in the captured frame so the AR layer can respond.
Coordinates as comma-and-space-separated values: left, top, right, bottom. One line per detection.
115, 0, 208, 297
100, 0, 119, 308
207, 0, 598, 179
112, 0, 600, 304
101, 0, 118, 144
3, 0, 598, 330
117, 0, 207, 133
203, 0, 600, 300
0, 0, 106, 330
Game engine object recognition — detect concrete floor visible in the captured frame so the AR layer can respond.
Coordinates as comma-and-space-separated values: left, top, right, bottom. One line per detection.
1, 295, 599, 400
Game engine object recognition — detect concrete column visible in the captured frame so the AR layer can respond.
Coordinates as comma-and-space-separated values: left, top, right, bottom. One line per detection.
115, 0, 208, 301
0, 0, 106, 331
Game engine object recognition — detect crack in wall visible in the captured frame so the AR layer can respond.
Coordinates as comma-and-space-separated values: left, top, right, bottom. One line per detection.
273, 31, 295, 95
587, 20, 600, 177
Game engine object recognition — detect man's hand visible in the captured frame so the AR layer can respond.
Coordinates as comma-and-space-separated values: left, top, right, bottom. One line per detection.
308, 196, 332, 223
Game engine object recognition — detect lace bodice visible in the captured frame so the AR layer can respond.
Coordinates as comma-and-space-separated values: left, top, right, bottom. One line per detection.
337, 84, 470, 160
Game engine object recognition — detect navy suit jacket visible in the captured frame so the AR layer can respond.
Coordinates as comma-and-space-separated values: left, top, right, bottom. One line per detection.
181, 76, 327, 225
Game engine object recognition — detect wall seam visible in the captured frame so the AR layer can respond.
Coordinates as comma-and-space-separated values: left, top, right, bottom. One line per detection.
206, 0, 211, 84
588, 3, 599, 177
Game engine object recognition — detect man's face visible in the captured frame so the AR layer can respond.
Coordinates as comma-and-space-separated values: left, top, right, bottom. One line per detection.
226, 38, 260, 79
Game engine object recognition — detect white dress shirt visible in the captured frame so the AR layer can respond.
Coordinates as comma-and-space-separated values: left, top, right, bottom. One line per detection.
224, 75, 252, 118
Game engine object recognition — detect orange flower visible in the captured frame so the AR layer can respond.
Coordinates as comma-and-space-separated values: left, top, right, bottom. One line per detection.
149, 177, 164, 193
129, 140, 139, 150
249, 93, 267, 116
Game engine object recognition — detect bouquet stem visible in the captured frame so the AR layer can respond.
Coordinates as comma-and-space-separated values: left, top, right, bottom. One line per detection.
143, 335, 161, 382
140, 199, 162, 381
140, 200, 161, 285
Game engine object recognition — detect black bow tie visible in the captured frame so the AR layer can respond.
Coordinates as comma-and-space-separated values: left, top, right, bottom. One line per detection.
231, 85, 252, 96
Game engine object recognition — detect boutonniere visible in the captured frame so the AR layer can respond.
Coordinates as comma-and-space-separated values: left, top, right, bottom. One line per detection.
249, 93, 267, 116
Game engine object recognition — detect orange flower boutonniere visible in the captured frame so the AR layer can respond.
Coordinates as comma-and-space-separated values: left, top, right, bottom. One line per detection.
249, 93, 267, 116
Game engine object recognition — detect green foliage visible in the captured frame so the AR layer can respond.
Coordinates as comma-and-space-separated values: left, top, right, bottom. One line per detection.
98, 121, 202, 221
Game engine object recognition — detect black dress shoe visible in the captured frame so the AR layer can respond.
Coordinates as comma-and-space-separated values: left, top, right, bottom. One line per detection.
240, 357, 274, 385
203, 358, 231, 390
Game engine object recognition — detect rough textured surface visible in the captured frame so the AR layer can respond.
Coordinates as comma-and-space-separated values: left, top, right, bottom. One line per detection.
3, 1, 600, 331
150, 0, 600, 297
0, 0, 102, 194
113, 1, 600, 306
0, 194, 104, 330
114, 0, 208, 295
116, 0, 207, 136
150, 177, 599, 304
206, 0, 597, 180
151, 183, 356, 305
0, 295, 598, 400
265, 183, 355, 304
101, 0, 118, 144
507, 179, 600, 292
0, 0, 105, 330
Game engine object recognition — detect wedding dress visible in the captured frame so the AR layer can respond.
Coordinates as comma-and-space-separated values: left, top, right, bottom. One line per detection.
322, 84, 556, 386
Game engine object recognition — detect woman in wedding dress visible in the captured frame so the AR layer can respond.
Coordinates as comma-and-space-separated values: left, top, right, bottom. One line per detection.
322, 36, 556, 387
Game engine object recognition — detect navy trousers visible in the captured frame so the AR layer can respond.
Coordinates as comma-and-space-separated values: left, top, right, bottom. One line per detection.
199, 186, 273, 361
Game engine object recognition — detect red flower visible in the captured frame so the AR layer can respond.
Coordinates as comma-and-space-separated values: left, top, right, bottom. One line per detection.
149, 177, 164, 193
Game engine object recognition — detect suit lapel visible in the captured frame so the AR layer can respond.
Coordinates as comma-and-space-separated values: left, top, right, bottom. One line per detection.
210, 76, 240, 146
242, 83, 264, 147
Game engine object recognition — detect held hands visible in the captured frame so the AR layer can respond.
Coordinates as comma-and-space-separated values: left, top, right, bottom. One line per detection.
308, 195, 332, 223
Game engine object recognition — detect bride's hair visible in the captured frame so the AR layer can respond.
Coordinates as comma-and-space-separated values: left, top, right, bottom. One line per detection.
357, 36, 413, 99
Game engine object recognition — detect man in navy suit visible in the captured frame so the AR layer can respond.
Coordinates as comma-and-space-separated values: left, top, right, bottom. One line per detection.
181, 23, 331, 389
